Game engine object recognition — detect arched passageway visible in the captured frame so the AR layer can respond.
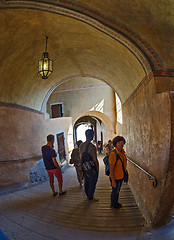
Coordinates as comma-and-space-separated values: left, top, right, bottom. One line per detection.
0, 1, 174, 238
73, 113, 115, 146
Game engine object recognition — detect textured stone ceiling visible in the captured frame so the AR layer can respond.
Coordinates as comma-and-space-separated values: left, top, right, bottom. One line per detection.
0, 0, 173, 110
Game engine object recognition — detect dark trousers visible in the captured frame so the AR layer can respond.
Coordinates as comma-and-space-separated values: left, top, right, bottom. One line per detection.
110, 178, 123, 207
84, 173, 98, 200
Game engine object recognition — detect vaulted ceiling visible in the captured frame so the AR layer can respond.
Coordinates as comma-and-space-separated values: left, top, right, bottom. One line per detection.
0, 0, 173, 110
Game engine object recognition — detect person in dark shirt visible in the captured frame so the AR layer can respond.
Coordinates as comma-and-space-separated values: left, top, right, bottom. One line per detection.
42, 134, 66, 197
70, 140, 83, 186
79, 129, 99, 201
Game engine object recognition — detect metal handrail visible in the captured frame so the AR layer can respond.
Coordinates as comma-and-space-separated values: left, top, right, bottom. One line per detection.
127, 156, 158, 188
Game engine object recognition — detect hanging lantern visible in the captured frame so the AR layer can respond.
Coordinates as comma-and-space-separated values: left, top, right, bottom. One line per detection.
38, 36, 53, 79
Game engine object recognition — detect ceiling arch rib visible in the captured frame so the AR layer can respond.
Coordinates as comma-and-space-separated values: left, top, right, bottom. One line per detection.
0, 0, 164, 73
74, 116, 101, 127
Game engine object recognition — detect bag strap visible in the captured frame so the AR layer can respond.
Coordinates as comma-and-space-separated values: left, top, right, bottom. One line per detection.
110, 149, 119, 167
118, 154, 126, 175
112, 149, 126, 175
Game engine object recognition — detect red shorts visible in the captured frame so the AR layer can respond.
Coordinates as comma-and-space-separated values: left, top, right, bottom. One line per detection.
47, 168, 63, 183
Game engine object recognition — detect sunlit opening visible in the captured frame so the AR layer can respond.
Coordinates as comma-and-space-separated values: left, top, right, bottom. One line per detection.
67, 123, 74, 159
76, 124, 92, 142
115, 93, 123, 124
68, 124, 74, 149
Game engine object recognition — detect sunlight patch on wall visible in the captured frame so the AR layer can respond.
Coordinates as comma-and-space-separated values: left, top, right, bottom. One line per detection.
89, 99, 104, 113
68, 124, 74, 152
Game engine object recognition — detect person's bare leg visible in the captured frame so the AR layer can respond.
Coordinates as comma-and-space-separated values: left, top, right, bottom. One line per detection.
50, 182, 58, 196
58, 182, 62, 193
50, 182, 56, 194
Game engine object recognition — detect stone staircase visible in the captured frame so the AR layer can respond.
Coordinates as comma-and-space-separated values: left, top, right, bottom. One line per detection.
0, 155, 148, 240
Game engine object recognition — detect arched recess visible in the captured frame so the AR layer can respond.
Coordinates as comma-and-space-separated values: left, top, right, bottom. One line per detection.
41, 74, 117, 113
74, 115, 100, 143
74, 110, 114, 130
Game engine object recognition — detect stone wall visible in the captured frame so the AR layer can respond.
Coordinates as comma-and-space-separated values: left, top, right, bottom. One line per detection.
0, 105, 73, 186
122, 78, 173, 225
152, 92, 174, 225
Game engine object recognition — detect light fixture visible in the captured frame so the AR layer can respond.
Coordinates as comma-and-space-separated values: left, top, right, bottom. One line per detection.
38, 36, 53, 79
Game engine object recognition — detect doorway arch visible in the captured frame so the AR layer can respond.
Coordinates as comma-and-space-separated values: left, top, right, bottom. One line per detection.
73, 110, 116, 147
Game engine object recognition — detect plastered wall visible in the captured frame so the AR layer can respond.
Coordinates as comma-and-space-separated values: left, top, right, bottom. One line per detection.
47, 81, 116, 127
0, 105, 73, 186
122, 78, 173, 225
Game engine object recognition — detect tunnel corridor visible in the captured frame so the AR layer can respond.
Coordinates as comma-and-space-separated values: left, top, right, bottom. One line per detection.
0, 1, 174, 239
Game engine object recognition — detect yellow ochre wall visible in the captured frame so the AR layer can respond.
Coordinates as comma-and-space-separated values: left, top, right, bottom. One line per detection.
0, 105, 73, 185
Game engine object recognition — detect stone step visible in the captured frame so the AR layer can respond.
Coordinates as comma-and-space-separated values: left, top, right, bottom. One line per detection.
0, 155, 145, 239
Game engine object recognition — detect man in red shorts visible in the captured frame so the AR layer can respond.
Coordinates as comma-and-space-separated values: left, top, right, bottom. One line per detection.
42, 134, 66, 196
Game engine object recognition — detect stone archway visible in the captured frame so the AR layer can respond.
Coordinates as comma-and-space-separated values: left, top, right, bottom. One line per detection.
73, 110, 116, 145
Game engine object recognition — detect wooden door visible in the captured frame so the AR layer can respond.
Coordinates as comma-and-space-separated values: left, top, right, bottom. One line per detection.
56, 132, 66, 163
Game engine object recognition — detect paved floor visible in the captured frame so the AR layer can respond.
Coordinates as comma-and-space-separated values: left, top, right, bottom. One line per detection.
0, 155, 174, 240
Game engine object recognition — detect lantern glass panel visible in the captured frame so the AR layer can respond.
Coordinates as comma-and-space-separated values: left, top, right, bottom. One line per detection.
39, 60, 42, 72
43, 58, 48, 70
50, 60, 53, 71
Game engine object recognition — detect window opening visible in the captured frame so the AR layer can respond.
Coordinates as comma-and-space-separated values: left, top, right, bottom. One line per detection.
115, 93, 123, 124
51, 103, 64, 118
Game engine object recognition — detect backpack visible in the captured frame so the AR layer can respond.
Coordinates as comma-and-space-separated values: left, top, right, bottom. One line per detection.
81, 142, 97, 177
70, 148, 79, 164
103, 154, 110, 176
103, 150, 129, 183
103, 149, 118, 176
